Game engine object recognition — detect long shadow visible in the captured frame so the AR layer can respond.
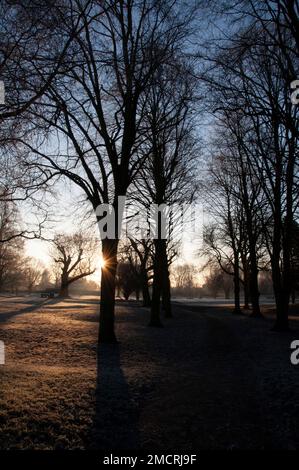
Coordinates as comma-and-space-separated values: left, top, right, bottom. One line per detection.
60, 297, 100, 306
0, 297, 61, 324
88, 343, 140, 450
45, 304, 91, 310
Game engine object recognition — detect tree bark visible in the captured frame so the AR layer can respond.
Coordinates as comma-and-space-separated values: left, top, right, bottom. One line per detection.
141, 271, 151, 307
271, 189, 289, 331
59, 271, 70, 298
247, 231, 261, 317
241, 254, 250, 309
233, 251, 242, 314
161, 240, 172, 318
243, 279, 250, 310
241, 166, 261, 316
162, 270, 172, 318
59, 284, 69, 298
149, 239, 163, 327
99, 238, 119, 343
271, 240, 289, 331
274, 143, 296, 329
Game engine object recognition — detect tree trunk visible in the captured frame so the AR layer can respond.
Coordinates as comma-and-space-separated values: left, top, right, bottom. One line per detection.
99, 238, 119, 343
149, 239, 163, 327
240, 157, 261, 316
271, 207, 289, 330
249, 266, 261, 317
59, 272, 70, 298
271, 252, 289, 330
248, 236, 262, 317
243, 280, 250, 310
162, 270, 172, 318
273, 154, 295, 329
233, 251, 242, 314
241, 257, 250, 309
141, 271, 151, 307
161, 240, 172, 318
273, 246, 291, 330
243, 200, 261, 315
291, 289, 296, 305
59, 284, 69, 298
273, 289, 289, 331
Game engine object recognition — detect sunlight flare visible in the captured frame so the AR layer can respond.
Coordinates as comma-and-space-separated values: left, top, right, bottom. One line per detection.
99, 257, 106, 270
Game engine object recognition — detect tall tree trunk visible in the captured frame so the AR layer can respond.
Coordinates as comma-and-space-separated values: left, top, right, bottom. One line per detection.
248, 248, 261, 317
247, 230, 261, 317
233, 251, 242, 315
291, 289, 296, 305
162, 270, 172, 318
271, 200, 289, 330
243, 278, 250, 310
273, 239, 292, 331
59, 272, 69, 298
149, 239, 163, 327
271, 240, 289, 331
274, 144, 295, 329
59, 284, 69, 298
239, 155, 261, 316
272, 283, 289, 330
141, 270, 151, 307
243, 190, 261, 316
99, 238, 119, 343
241, 254, 250, 309
161, 240, 172, 318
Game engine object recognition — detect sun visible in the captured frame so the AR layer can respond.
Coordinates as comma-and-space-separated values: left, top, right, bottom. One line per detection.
99, 257, 106, 269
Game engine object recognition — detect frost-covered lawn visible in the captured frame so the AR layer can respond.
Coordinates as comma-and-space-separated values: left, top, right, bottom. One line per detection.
1, 296, 299, 450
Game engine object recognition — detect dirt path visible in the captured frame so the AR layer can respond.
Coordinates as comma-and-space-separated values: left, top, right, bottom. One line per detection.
0, 298, 299, 449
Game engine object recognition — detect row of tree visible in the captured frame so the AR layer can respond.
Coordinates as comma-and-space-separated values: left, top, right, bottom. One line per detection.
202, 0, 299, 330
0, 0, 200, 342
0, 0, 298, 340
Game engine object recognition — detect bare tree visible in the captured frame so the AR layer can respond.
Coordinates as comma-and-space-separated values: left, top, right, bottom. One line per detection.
172, 263, 198, 297
50, 232, 96, 298
206, 4, 299, 329
20, 0, 198, 342
0, 0, 81, 203
116, 261, 140, 301
132, 61, 198, 325
0, 199, 25, 291
119, 237, 153, 306
24, 258, 43, 293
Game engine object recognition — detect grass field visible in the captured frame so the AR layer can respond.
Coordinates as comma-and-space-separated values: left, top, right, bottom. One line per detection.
1, 295, 299, 450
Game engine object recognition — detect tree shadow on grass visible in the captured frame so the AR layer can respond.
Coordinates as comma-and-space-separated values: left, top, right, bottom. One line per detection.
0, 297, 61, 324
88, 343, 140, 450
